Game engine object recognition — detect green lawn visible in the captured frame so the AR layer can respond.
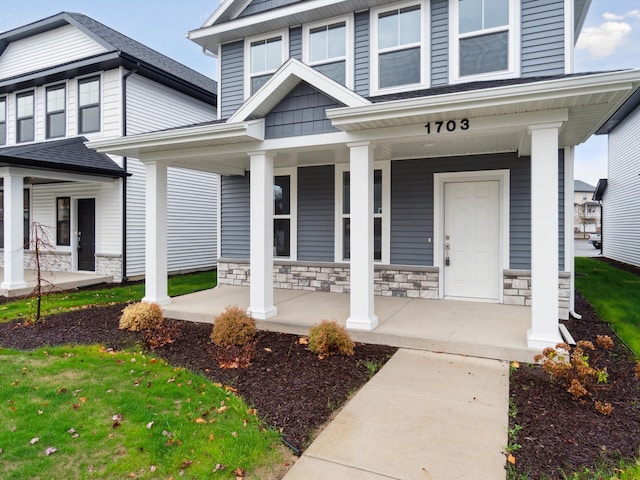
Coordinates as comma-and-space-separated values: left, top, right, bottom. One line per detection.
574, 257, 640, 357
0, 270, 216, 323
0, 345, 282, 479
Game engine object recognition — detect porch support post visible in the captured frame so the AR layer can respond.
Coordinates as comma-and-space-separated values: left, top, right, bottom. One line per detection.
248, 151, 277, 320
528, 124, 563, 349
1, 174, 27, 290
142, 161, 170, 305
346, 141, 378, 331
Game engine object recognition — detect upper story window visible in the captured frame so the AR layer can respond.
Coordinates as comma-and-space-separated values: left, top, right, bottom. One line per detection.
303, 16, 352, 87
451, 0, 519, 82
0, 97, 6, 146
78, 76, 100, 134
371, 2, 426, 95
246, 31, 288, 96
46, 84, 66, 139
16, 91, 35, 143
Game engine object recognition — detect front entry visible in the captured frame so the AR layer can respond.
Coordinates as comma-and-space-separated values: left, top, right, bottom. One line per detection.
443, 181, 500, 300
77, 198, 95, 271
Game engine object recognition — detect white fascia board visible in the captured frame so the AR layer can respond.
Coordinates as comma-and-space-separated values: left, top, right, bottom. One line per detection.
0, 166, 114, 183
229, 58, 369, 123
327, 71, 640, 129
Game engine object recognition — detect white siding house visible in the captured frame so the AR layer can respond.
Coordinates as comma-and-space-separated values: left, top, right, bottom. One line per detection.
0, 12, 218, 293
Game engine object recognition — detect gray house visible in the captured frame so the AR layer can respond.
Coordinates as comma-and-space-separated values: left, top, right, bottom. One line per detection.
90, 0, 640, 350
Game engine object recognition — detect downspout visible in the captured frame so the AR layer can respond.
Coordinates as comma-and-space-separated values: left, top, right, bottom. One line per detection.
121, 63, 140, 281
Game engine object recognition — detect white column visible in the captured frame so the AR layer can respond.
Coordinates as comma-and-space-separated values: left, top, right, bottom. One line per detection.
142, 161, 170, 305
248, 151, 277, 320
1, 174, 27, 290
528, 124, 563, 349
346, 141, 378, 331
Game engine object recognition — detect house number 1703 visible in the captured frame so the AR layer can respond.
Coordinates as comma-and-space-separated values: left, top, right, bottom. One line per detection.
425, 118, 470, 134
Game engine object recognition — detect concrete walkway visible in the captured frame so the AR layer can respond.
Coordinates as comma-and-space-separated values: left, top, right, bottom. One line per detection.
283, 349, 509, 480
0, 270, 113, 297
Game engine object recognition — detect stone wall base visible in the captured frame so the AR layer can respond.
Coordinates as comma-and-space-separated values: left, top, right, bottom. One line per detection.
503, 269, 571, 320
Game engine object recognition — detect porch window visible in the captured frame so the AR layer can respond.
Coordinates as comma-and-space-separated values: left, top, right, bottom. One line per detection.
78, 76, 100, 134
16, 91, 35, 143
46, 84, 66, 139
247, 32, 287, 96
273, 170, 297, 259
0, 189, 30, 249
371, 3, 425, 94
304, 17, 351, 86
0, 97, 6, 145
451, 0, 519, 81
56, 197, 71, 246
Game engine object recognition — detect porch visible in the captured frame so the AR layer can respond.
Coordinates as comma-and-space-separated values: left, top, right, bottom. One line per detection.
162, 285, 539, 362
0, 270, 113, 297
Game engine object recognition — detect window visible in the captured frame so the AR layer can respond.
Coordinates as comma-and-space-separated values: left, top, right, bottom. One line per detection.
0, 189, 30, 249
304, 17, 351, 86
372, 3, 425, 94
78, 76, 100, 133
273, 170, 297, 259
0, 97, 6, 146
451, 0, 519, 81
335, 163, 390, 263
56, 197, 71, 246
46, 85, 66, 139
247, 32, 287, 96
16, 92, 35, 143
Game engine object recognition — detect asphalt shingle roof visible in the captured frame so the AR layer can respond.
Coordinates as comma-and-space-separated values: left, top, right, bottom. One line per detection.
574, 180, 596, 192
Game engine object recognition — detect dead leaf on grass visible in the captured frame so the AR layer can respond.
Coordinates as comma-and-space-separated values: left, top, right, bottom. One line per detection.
195, 418, 207, 425
45, 447, 57, 456
29, 437, 39, 445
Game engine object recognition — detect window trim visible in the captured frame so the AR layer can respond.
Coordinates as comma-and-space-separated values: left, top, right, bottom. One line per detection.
77, 75, 101, 134
370, 1, 429, 96
244, 30, 289, 99
46, 83, 67, 139
334, 162, 390, 264
449, 0, 520, 83
16, 90, 35, 143
56, 196, 71, 246
302, 14, 354, 89
0, 188, 31, 249
274, 167, 297, 260
0, 96, 6, 146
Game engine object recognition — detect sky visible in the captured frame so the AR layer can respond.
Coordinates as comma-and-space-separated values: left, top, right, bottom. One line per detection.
1, 0, 639, 187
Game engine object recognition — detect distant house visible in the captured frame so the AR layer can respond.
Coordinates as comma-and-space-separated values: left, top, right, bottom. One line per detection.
0, 12, 218, 294
90, 0, 640, 350
594, 86, 640, 267
573, 180, 600, 235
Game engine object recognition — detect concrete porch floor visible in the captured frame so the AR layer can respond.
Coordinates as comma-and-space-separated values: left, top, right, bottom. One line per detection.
0, 270, 114, 297
163, 286, 539, 362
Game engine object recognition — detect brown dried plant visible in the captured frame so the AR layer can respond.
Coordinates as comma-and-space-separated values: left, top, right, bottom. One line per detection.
308, 320, 355, 357
210, 306, 257, 369
119, 302, 164, 331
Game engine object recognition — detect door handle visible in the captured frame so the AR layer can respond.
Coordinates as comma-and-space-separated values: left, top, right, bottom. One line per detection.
445, 243, 450, 267
77, 231, 82, 250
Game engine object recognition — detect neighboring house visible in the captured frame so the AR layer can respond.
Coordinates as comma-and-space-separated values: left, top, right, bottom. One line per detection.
593, 87, 640, 267
90, 0, 640, 349
573, 179, 600, 235
0, 12, 219, 294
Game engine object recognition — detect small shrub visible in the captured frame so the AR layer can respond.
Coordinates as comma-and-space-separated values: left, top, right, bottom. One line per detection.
308, 320, 355, 357
211, 306, 256, 347
119, 302, 163, 332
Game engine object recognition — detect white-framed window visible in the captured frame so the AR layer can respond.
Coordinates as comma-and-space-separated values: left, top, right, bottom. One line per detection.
274, 168, 297, 260
370, 1, 428, 95
303, 15, 353, 87
16, 91, 35, 143
0, 97, 6, 145
335, 162, 390, 263
450, 0, 520, 82
46, 84, 66, 139
78, 76, 101, 134
245, 30, 288, 97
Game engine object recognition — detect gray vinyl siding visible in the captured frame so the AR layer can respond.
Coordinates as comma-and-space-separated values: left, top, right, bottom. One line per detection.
354, 10, 370, 96
220, 174, 250, 259
558, 150, 565, 271
220, 41, 245, 119
264, 82, 342, 138
390, 153, 532, 269
297, 165, 335, 261
521, 0, 565, 76
290, 26, 302, 61
431, 0, 449, 86
239, 0, 302, 17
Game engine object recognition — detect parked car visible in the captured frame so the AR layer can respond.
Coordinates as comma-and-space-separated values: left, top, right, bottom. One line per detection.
589, 233, 601, 249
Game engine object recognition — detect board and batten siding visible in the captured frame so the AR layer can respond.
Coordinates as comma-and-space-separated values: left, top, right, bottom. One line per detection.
220, 174, 250, 259
290, 26, 302, 61
220, 41, 245, 119
297, 165, 335, 262
604, 105, 640, 267
0, 24, 106, 79
521, 0, 565, 76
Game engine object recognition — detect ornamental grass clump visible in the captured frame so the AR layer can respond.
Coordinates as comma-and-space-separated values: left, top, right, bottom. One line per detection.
211, 306, 257, 369
308, 320, 355, 357
119, 302, 163, 331
534, 335, 615, 415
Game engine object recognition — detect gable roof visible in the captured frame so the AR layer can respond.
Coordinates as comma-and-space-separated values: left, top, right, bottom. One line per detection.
0, 12, 216, 104
574, 180, 595, 192
0, 137, 126, 178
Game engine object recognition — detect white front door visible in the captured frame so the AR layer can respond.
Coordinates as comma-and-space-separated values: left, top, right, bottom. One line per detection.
443, 180, 500, 300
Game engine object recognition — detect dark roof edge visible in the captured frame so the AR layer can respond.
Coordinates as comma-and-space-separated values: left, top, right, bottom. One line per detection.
0, 154, 127, 178
596, 87, 640, 135
593, 178, 608, 201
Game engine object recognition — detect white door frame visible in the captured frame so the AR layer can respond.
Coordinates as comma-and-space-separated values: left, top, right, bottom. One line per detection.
434, 169, 510, 301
